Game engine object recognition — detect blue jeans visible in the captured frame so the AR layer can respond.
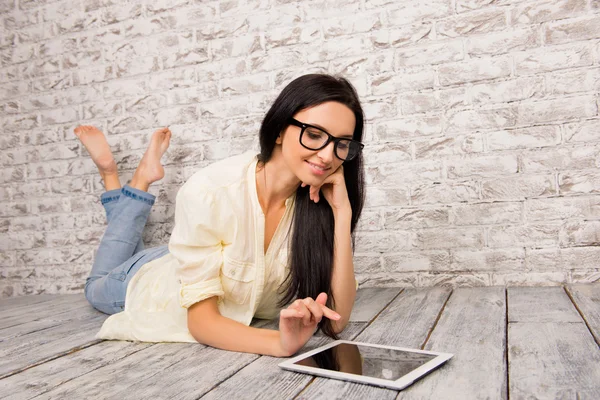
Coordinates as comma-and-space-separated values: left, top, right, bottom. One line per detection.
85, 185, 170, 315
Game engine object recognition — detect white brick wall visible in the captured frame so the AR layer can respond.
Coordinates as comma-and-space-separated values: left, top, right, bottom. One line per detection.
1, 0, 599, 296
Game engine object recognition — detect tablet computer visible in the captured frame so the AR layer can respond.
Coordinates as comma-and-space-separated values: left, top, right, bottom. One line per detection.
278, 340, 453, 391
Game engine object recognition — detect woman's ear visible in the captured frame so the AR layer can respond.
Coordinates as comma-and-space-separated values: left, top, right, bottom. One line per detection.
275, 131, 284, 145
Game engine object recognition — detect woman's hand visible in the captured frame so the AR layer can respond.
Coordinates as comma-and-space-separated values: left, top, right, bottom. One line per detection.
277, 292, 341, 357
302, 165, 351, 214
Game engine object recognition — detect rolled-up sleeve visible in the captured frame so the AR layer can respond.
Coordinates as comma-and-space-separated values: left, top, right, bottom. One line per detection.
168, 184, 231, 309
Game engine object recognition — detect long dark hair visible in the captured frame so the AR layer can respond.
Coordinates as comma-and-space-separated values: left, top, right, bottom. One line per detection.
257, 74, 366, 338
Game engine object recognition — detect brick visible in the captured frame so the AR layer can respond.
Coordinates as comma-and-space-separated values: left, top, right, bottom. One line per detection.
0, 81, 29, 101
371, 68, 434, 95
0, 43, 36, 65
221, 73, 271, 96
411, 181, 480, 204
446, 106, 517, 133
364, 187, 410, 207
414, 134, 484, 159
31, 73, 71, 93
546, 67, 600, 96
306, 36, 372, 63
356, 210, 383, 232
15, 247, 71, 267
417, 227, 484, 250
526, 197, 600, 221
571, 269, 600, 283
387, 0, 452, 25
210, 34, 263, 60
522, 146, 600, 173
545, 15, 600, 45
72, 65, 114, 86
375, 115, 442, 141
0, 166, 25, 184
9, 180, 52, 200
451, 248, 525, 271
419, 272, 490, 287
361, 96, 398, 121
486, 125, 560, 151
330, 52, 394, 77
491, 271, 567, 286
0, 251, 15, 268
353, 255, 382, 274
30, 197, 71, 215
0, 232, 44, 251
40, 106, 80, 125
384, 207, 450, 229
3, 113, 39, 132
489, 224, 561, 248
561, 220, 600, 246
389, 22, 433, 48
450, 201, 523, 225
437, 8, 506, 38
438, 55, 511, 86
563, 119, 600, 143
383, 250, 450, 272
394, 40, 463, 67
357, 272, 419, 287
367, 160, 442, 185
514, 43, 593, 76
401, 87, 468, 114
466, 27, 539, 56
560, 246, 600, 270
355, 231, 416, 253
0, 202, 28, 217
511, 0, 587, 25
471, 76, 544, 105
115, 56, 160, 78
482, 175, 555, 200
247, 4, 302, 31
516, 96, 597, 126
364, 143, 412, 164
448, 154, 517, 178
560, 170, 600, 195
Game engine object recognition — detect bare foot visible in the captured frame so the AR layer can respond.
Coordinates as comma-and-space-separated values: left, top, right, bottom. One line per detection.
74, 125, 121, 191
130, 127, 172, 192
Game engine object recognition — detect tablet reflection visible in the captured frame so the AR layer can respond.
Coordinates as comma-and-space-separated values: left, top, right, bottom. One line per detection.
294, 343, 437, 380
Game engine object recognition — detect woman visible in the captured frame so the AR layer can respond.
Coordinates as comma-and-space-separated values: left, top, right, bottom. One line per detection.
78, 74, 366, 357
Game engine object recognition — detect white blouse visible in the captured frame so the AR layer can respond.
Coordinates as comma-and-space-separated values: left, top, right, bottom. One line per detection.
96, 151, 295, 342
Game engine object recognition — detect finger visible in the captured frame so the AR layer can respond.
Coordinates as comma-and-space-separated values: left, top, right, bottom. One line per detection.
280, 308, 304, 320
320, 304, 341, 320
315, 292, 328, 305
303, 298, 324, 324
294, 301, 312, 326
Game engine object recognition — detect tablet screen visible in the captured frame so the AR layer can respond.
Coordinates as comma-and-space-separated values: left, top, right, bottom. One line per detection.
293, 343, 437, 381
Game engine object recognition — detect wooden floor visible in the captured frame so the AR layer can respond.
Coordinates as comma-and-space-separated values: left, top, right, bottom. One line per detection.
1, 284, 599, 399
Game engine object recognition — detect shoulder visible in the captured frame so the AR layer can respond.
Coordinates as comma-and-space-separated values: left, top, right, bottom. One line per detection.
177, 151, 257, 200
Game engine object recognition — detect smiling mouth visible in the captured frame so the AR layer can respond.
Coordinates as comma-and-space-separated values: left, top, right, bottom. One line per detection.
306, 161, 330, 171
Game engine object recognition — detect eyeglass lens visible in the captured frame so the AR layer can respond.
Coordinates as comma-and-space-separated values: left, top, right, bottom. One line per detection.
301, 126, 360, 160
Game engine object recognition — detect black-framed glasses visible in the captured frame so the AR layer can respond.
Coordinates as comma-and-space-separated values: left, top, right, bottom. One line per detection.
288, 118, 364, 161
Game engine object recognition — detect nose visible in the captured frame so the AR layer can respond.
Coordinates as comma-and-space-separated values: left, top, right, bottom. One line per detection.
317, 141, 335, 164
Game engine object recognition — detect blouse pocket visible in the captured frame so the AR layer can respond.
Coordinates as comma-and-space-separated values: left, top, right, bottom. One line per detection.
221, 256, 255, 305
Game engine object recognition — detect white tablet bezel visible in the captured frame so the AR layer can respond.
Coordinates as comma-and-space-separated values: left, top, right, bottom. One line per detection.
278, 340, 453, 391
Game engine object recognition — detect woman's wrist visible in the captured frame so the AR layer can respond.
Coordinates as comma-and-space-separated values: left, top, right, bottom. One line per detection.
333, 205, 352, 222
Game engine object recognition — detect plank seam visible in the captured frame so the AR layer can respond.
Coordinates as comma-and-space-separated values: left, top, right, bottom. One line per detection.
196, 354, 262, 399
505, 287, 510, 400
0, 340, 103, 380
292, 289, 405, 399
564, 285, 600, 348
26, 343, 156, 399
420, 289, 452, 350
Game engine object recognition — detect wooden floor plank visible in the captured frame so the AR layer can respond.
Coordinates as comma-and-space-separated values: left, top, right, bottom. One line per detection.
508, 286, 581, 323
0, 341, 152, 400
199, 287, 398, 400
349, 287, 401, 323
400, 287, 507, 400
200, 323, 366, 400
565, 283, 600, 345
296, 287, 452, 400
508, 286, 600, 399
0, 294, 87, 323
0, 294, 60, 311
0, 315, 107, 379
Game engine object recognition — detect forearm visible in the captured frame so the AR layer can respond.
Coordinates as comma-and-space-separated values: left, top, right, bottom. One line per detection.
331, 208, 356, 332
188, 299, 285, 356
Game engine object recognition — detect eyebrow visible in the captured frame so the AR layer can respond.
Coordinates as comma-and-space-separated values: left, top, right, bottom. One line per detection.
306, 121, 354, 139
